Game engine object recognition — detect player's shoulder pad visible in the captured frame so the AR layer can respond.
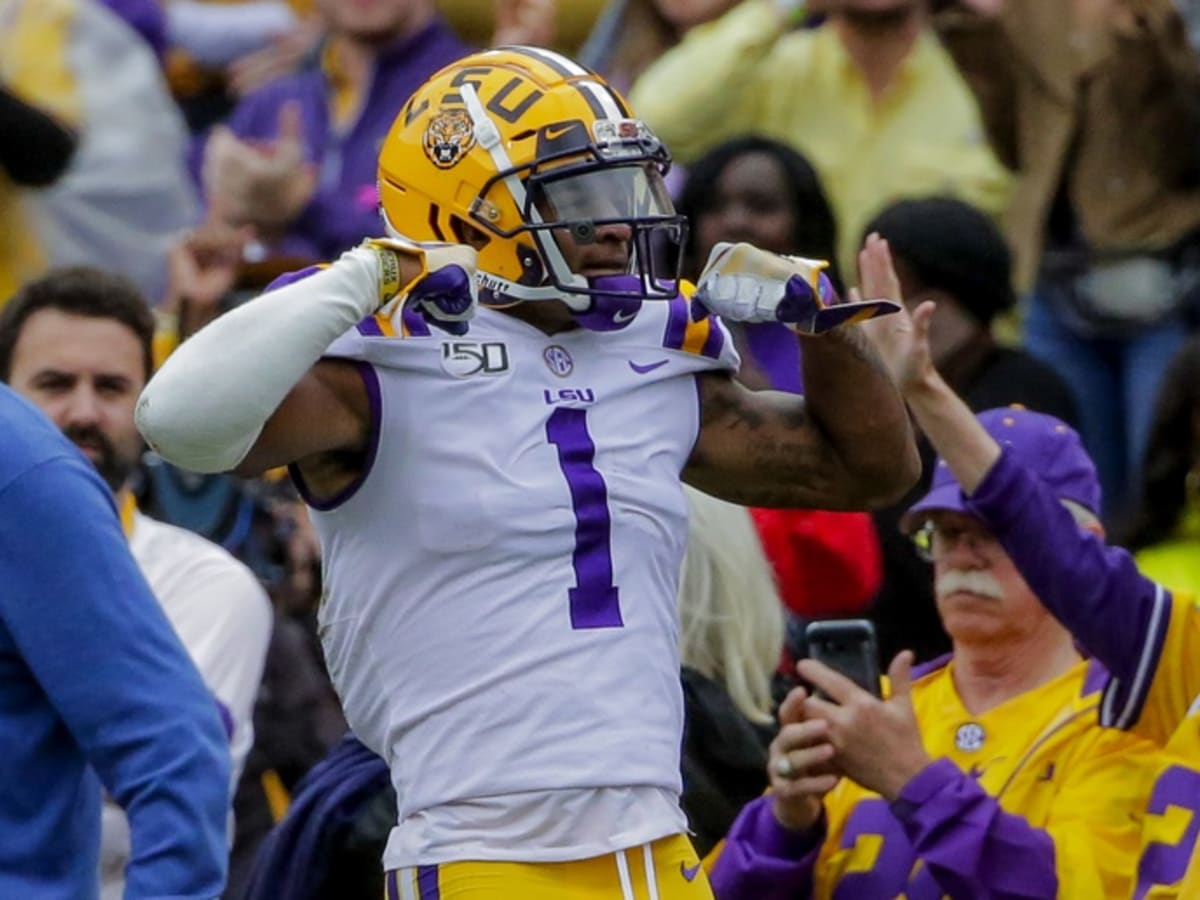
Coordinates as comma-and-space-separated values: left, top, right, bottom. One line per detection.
659, 278, 735, 364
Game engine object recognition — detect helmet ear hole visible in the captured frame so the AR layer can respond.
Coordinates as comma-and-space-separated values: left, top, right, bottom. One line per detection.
453, 218, 492, 251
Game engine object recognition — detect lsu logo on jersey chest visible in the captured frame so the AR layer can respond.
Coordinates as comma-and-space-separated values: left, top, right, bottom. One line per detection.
440, 341, 510, 378
543, 387, 596, 405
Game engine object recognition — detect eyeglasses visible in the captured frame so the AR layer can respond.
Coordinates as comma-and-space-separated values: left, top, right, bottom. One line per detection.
912, 520, 994, 562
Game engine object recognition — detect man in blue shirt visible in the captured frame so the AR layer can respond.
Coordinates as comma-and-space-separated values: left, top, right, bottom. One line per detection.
0, 382, 229, 899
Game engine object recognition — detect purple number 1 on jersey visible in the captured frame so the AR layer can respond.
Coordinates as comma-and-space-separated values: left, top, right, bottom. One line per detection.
546, 407, 623, 629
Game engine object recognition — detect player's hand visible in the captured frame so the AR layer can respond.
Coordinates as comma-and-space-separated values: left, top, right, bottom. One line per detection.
361, 237, 478, 335
797, 651, 931, 801
693, 241, 900, 334
768, 684, 839, 833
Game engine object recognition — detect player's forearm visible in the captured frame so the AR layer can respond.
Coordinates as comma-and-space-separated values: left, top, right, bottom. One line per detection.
799, 327, 920, 507
892, 759, 1060, 898
136, 251, 384, 473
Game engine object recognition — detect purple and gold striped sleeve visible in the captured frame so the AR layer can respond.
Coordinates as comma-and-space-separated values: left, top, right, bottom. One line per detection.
966, 450, 1198, 744
661, 295, 737, 368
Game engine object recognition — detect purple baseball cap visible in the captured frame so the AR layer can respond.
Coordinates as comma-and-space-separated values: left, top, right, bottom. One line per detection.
900, 405, 1101, 534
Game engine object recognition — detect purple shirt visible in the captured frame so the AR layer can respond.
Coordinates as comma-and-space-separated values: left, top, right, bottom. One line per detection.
711, 757, 1062, 900
212, 17, 472, 261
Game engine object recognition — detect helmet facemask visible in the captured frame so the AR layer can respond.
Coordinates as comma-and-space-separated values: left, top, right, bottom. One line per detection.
460, 88, 687, 310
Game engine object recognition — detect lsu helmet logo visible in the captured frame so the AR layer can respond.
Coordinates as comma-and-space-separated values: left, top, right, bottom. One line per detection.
423, 108, 476, 169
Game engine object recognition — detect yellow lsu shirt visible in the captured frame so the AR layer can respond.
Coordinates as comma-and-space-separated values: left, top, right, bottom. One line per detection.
1100, 588, 1200, 899
814, 657, 1159, 900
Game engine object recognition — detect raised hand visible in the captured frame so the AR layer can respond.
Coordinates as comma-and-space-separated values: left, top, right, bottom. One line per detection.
796, 651, 931, 801
202, 101, 317, 233
768, 684, 840, 833
165, 220, 253, 338
693, 241, 900, 334
857, 235, 938, 393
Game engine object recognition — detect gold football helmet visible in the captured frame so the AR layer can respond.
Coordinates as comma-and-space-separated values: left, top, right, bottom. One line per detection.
377, 46, 685, 309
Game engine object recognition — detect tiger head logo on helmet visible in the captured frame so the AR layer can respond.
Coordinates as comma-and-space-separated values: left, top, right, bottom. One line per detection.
423, 108, 477, 169
377, 46, 686, 311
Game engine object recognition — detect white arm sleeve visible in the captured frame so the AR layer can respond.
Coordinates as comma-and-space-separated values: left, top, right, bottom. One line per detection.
136, 248, 382, 473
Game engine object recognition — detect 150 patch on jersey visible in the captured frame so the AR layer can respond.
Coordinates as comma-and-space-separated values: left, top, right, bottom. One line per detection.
441, 341, 510, 377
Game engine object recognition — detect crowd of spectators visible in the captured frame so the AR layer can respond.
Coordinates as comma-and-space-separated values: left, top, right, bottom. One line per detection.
3, 0, 1200, 897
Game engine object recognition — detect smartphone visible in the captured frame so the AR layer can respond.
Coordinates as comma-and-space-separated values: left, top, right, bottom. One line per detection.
804, 619, 883, 699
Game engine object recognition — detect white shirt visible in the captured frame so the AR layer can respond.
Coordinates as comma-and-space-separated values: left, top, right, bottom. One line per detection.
100, 509, 273, 897
305, 298, 738, 867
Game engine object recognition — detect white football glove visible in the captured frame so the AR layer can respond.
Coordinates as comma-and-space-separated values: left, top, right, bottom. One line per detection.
693, 242, 900, 334
360, 236, 478, 335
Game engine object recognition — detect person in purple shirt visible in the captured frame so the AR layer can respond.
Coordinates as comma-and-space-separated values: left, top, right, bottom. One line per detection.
199, 0, 476, 265
867, 249, 1200, 898
197, 0, 562, 268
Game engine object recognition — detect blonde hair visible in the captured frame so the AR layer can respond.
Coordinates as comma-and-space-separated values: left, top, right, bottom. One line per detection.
678, 486, 786, 725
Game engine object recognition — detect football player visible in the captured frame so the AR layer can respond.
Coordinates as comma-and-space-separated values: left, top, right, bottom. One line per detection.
136, 47, 918, 900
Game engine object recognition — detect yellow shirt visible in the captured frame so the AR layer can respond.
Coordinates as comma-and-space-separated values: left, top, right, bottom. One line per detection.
815, 657, 1157, 899
0, 0, 81, 304
1135, 506, 1200, 600
1103, 586, 1200, 899
630, 0, 1012, 286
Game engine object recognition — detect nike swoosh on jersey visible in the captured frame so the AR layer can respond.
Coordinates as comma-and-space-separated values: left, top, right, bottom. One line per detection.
613, 309, 638, 323
681, 861, 701, 882
629, 359, 669, 374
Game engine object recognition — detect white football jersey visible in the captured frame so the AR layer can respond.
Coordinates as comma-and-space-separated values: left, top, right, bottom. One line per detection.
301, 296, 739, 867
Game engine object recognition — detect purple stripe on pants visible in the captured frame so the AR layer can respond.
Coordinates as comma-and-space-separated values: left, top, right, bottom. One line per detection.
417, 865, 440, 899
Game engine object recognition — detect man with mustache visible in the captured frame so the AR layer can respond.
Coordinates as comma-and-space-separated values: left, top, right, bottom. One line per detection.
710, 311, 1162, 894
871, 283, 1200, 894
0, 267, 273, 898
